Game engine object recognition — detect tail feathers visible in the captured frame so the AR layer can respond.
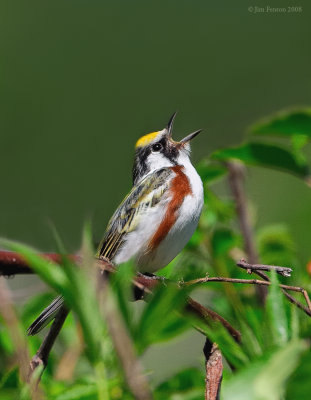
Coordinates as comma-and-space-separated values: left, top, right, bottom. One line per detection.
27, 296, 65, 336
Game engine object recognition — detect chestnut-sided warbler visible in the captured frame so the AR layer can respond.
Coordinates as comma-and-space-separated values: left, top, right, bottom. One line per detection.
27, 113, 204, 335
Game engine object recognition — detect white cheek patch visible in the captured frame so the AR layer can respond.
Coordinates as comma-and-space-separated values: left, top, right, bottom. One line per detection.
146, 152, 174, 171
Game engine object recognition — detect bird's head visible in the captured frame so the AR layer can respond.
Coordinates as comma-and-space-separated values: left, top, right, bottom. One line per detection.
132, 113, 202, 185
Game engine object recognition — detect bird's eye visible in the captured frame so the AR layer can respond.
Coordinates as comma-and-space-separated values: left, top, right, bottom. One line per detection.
152, 143, 162, 152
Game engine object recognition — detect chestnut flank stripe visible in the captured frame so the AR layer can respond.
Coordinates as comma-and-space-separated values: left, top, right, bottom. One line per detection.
148, 166, 192, 250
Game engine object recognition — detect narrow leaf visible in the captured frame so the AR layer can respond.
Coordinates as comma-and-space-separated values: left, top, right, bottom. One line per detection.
222, 340, 307, 400
135, 283, 190, 352
266, 271, 289, 346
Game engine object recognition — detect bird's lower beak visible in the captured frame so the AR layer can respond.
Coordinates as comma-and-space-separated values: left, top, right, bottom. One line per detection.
180, 129, 202, 143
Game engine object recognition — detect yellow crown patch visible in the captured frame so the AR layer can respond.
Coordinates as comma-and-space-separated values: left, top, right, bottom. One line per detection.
135, 131, 161, 148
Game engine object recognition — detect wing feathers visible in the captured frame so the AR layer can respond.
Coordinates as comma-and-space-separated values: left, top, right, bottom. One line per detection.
97, 168, 173, 260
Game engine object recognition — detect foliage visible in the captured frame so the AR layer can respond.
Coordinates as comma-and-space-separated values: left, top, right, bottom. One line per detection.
1, 107, 311, 399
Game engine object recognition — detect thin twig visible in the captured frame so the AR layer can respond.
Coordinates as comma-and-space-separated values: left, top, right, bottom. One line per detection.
234, 260, 311, 316
281, 291, 311, 316
302, 289, 311, 310
237, 259, 292, 277
203, 341, 223, 400
184, 275, 311, 317
184, 276, 305, 292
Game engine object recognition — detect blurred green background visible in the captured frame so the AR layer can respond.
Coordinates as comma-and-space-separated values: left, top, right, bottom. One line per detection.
0, 0, 311, 256
1, 1, 311, 393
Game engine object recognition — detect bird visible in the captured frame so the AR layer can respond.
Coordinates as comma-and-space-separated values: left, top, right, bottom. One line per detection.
27, 113, 204, 335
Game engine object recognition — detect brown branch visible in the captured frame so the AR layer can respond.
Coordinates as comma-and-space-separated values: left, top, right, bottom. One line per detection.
237, 259, 292, 277
186, 297, 241, 342
203, 341, 223, 400
235, 260, 311, 317
237, 261, 310, 314
0, 251, 79, 276
184, 275, 311, 317
184, 276, 305, 292
29, 306, 69, 379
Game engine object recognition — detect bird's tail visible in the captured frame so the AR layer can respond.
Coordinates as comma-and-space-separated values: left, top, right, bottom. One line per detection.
27, 296, 65, 336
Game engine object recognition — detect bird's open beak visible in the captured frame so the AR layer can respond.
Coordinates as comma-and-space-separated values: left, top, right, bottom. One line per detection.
165, 112, 202, 143
180, 129, 202, 143
165, 112, 177, 137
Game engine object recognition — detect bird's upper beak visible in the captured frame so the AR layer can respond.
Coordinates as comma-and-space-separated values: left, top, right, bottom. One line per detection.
179, 129, 202, 143
164, 112, 202, 144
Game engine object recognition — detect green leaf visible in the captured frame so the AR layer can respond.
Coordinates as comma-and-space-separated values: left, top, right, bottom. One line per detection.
53, 383, 97, 400
212, 142, 309, 179
238, 319, 263, 359
0, 325, 14, 355
189, 315, 249, 369
134, 283, 190, 352
256, 224, 296, 268
250, 108, 311, 137
255, 340, 308, 400
291, 134, 309, 156
196, 160, 227, 183
0, 238, 104, 364
286, 347, 311, 399
266, 272, 289, 346
0, 367, 19, 389
222, 340, 308, 400
156, 368, 204, 392
59, 258, 105, 364
211, 228, 238, 257
109, 261, 136, 334
155, 368, 204, 399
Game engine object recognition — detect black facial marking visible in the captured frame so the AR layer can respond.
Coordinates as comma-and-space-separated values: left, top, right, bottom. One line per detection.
132, 146, 151, 185
160, 137, 178, 164
132, 136, 178, 185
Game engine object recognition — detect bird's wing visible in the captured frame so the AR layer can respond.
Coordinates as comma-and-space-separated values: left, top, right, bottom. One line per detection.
97, 167, 174, 261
